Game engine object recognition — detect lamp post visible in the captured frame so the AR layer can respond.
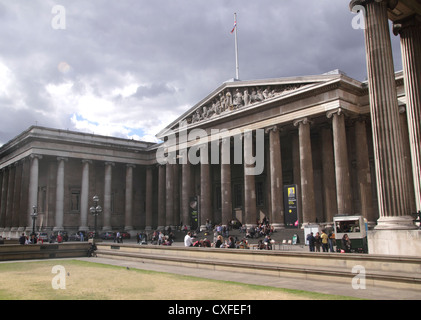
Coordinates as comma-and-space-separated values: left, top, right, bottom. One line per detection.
30, 206, 38, 236
89, 195, 102, 240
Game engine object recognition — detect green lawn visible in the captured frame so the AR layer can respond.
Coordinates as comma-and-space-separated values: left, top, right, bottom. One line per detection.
0, 259, 360, 300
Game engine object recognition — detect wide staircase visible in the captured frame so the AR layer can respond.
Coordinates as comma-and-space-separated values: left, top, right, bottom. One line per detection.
168, 227, 305, 248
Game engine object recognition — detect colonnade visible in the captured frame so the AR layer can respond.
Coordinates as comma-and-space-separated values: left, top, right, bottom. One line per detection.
0, 155, 141, 237
350, 0, 421, 229
153, 108, 383, 231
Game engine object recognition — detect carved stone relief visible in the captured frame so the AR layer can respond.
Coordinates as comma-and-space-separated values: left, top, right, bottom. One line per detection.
186, 83, 309, 125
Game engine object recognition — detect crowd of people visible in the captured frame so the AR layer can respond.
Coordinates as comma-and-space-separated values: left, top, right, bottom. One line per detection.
148, 229, 175, 246
18, 232, 66, 245
18, 233, 38, 245
183, 218, 277, 250
305, 229, 354, 253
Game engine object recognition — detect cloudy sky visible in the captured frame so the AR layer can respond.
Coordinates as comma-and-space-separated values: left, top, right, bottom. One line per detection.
0, 0, 403, 146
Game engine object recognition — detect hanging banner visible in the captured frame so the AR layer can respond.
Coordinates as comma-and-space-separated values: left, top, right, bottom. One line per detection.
284, 184, 299, 228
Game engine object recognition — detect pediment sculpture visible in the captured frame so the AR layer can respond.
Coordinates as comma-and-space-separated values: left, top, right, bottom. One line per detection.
184, 83, 310, 126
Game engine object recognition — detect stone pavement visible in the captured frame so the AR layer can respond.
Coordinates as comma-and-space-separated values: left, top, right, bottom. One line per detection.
76, 243, 421, 300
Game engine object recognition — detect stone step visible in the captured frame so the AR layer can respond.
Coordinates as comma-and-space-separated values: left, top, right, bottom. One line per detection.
95, 243, 421, 291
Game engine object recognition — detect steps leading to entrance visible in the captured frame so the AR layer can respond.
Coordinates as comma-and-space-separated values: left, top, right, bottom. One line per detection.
95, 242, 421, 291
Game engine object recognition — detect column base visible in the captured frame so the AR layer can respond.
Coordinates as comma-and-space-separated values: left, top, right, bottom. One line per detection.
374, 216, 417, 230
368, 229, 421, 256
78, 226, 89, 232
102, 226, 112, 231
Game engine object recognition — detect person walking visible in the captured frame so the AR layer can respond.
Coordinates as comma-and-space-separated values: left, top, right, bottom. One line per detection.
321, 230, 329, 252
328, 230, 335, 252
306, 232, 315, 252
19, 233, 26, 245
314, 232, 321, 252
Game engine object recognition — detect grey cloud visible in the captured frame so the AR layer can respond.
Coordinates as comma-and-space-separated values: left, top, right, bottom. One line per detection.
0, 0, 404, 146
134, 83, 176, 100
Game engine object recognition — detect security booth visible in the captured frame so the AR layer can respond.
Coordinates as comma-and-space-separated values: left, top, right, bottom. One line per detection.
333, 215, 368, 253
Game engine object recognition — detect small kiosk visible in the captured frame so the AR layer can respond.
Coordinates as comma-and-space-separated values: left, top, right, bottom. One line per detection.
333, 215, 368, 253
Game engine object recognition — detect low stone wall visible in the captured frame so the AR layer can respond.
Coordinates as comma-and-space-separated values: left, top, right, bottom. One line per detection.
95, 243, 421, 291
0, 243, 91, 261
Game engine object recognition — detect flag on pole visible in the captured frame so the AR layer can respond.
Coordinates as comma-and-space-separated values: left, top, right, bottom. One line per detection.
231, 13, 239, 80
230, 18, 237, 34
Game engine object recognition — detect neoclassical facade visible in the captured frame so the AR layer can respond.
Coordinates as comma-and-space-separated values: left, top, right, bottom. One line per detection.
0, 1, 420, 255
0, 69, 417, 237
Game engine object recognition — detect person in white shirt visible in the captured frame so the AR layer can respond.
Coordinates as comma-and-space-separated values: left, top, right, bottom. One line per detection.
184, 232, 194, 247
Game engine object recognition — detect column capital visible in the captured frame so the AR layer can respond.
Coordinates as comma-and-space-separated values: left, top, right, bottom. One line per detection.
293, 117, 312, 127
264, 125, 282, 134
57, 156, 68, 162
81, 159, 92, 164
104, 161, 115, 167
393, 14, 421, 36
126, 163, 136, 169
221, 136, 231, 145
326, 107, 348, 119
350, 0, 397, 11
29, 154, 43, 161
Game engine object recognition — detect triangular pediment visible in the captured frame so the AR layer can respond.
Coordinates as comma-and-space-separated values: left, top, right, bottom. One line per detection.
157, 71, 348, 138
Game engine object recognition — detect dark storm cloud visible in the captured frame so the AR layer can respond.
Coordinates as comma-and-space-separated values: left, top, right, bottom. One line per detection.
0, 0, 403, 145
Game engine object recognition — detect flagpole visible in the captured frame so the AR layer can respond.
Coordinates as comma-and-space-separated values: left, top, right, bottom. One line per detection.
234, 13, 239, 80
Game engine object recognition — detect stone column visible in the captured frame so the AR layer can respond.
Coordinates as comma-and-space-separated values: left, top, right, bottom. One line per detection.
27, 154, 42, 229
145, 166, 153, 230
79, 160, 91, 232
125, 164, 135, 232
173, 164, 180, 228
350, 0, 414, 229
355, 117, 376, 226
399, 107, 417, 214
320, 126, 338, 223
200, 145, 212, 230
293, 118, 316, 225
394, 15, 421, 212
166, 163, 174, 229
267, 126, 284, 229
11, 162, 23, 234
221, 137, 232, 227
102, 162, 114, 231
157, 164, 166, 230
0, 168, 8, 231
5, 165, 15, 232
181, 149, 192, 229
18, 159, 29, 232
243, 131, 257, 227
54, 157, 67, 231
327, 108, 353, 215
291, 133, 303, 225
